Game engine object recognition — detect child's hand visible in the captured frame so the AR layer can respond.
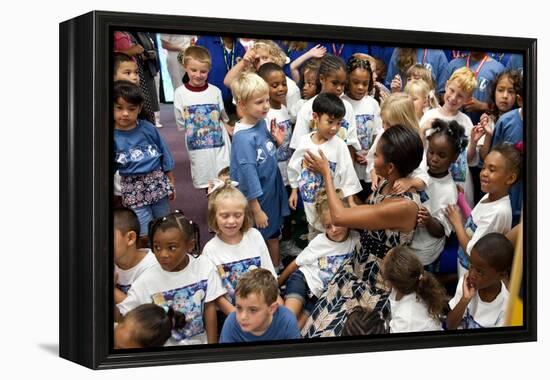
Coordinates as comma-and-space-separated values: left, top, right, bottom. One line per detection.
270, 119, 284, 146
417, 206, 431, 226
462, 273, 477, 300
464, 98, 488, 113
224, 122, 234, 137
288, 190, 298, 210
169, 188, 177, 201
371, 172, 380, 191
242, 49, 258, 67
375, 82, 390, 103
253, 209, 269, 229
479, 113, 493, 135
391, 178, 412, 194
355, 150, 368, 165
444, 204, 462, 228
390, 74, 402, 93
307, 44, 327, 59
303, 149, 331, 178
470, 124, 486, 144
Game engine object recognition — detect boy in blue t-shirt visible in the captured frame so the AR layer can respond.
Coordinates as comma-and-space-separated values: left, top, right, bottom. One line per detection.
220, 268, 301, 343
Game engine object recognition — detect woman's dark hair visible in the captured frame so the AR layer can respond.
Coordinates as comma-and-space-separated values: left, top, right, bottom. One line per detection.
427, 119, 468, 156
148, 210, 201, 257
396, 48, 416, 74
342, 307, 388, 336
123, 304, 186, 347
113, 80, 145, 106
473, 232, 514, 273
383, 247, 448, 319
379, 125, 423, 177
317, 54, 346, 91
312, 92, 346, 119
345, 55, 374, 94
488, 69, 523, 118
489, 143, 522, 183
257, 62, 285, 81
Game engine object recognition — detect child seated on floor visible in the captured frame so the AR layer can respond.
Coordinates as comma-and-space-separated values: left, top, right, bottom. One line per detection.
446, 232, 514, 329
220, 268, 301, 343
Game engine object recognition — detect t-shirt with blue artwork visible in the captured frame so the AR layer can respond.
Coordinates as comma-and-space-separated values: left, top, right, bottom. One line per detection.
288, 132, 361, 231
342, 94, 383, 182
202, 228, 277, 304
114, 119, 174, 176
173, 83, 231, 188
290, 94, 360, 151
446, 55, 505, 124
117, 255, 226, 346
115, 250, 157, 294
266, 105, 294, 186
456, 193, 512, 278
448, 275, 509, 329
295, 231, 360, 297
230, 120, 290, 239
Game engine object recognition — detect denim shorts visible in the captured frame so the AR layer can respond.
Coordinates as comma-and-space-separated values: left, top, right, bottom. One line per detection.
284, 269, 318, 316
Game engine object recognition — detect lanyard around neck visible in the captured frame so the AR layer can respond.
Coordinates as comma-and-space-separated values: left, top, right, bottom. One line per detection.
332, 43, 344, 57
466, 54, 489, 79
220, 37, 235, 71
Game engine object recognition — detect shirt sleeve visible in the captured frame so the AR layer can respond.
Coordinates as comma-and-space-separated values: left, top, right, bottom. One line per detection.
231, 135, 263, 200
117, 277, 149, 315
335, 143, 362, 197
173, 90, 186, 132
151, 126, 174, 172
219, 312, 239, 343
204, 258, 227, 303
294, 242, 319, 267
448, 275, 465, 313
287, 141, 305, 189
465, 204, 511, 255
290, 105, 311, 149
344, 106, 361, 150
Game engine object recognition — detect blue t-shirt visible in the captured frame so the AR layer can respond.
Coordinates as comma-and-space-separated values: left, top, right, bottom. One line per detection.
506, 54, 524, 76
320, 42, 370, 64
491, 108, 523, 225
446, 55, 505, 124
230, 120, 290, 239
369, 46, 395, 69
385, 48, 449, 94
219, 305, 301, 343
195, 36, 246, 104
114, 119, 174, 176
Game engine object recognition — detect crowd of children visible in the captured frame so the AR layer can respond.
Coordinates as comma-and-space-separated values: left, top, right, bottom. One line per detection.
112, 33, 525, 348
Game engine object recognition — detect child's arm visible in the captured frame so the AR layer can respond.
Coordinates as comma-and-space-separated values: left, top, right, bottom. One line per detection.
204, 300, 218, 344
278, 260, 299, 286
446, 274, 476, 330
215, 296, 236, 315
392, 177, 426, 194
288, 188, 298, 210
114, 288, 127, 305
166, 170, 176, 201
250, 199, 268, 229
417, 206, 445, 238
445, 204, 470, 253
289, 44, 327, 83
223, 48, 256, 87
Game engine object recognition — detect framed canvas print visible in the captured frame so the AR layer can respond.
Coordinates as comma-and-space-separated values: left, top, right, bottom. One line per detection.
59, 10, 537, 370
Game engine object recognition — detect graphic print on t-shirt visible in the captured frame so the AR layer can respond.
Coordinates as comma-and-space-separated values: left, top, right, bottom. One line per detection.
217, 257, 261, 303
450, 150, 467, 183
150, 280, 208, 341
318, 252, 353, 288
457, 216, 477, 269
298, 161, 337, 203
337, 118, 350, 143
116, 283, 131, 294
461, 309, 483, 329
356, 114, 375, 149
183, 104, 224, 150
116, 144, 160, 166
276, 119, 293, 162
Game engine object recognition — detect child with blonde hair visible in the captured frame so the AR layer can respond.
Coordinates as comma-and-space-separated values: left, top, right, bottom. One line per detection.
420, 67, 477, 207
404, 79, 439, 120
229, 72, 290, 270
173, 45, 232, 190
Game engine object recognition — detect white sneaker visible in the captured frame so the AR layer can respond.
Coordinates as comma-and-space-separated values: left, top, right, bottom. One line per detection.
155, 111, 163, 128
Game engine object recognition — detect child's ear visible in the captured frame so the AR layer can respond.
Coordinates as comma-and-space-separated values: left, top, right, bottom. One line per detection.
127, 231, 138, 247
268, 301, 279, 315
311, 111, 319, 123
506, 172, 518, 186
185, 239, 197, 253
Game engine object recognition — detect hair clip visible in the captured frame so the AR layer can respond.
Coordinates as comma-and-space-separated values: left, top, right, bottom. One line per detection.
418, 272, 424, 281
514, 141, 524, 154
207, 178, 239, 196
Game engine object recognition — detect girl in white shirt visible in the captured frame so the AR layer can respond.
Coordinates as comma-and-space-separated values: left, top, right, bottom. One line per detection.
381, 246, 447, 333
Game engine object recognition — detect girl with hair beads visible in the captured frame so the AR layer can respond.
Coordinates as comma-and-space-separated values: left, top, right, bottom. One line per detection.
115, 211, 227, 345
404, 79, 439, 120
290, 54, 360, 155
411, 119, 468, 270
223, 39, 301, 113
278, 189, 360, 328
114, 303, 186, 349
445, 144, 519, 278
202, 182, 280, 307
381, 246, 447, 333
365, 93, 428, 193
341, 56, 383, 200
113, 81, 175, 242
289, 57, 322, 121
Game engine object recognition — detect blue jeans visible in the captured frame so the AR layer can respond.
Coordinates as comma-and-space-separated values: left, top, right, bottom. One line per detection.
133, 197, 171, 236
284, 270, 318, 316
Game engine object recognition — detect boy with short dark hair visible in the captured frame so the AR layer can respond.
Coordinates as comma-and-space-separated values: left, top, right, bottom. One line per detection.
446, 232, 514, 329
219, 268, 301, 342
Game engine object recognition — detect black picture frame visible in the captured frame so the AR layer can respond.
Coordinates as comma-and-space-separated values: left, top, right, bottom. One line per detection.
59, 10, 537, 370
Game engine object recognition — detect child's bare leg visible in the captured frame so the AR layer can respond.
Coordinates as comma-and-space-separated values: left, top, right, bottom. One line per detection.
284, 297, 304, 318
266, 238, 280, 268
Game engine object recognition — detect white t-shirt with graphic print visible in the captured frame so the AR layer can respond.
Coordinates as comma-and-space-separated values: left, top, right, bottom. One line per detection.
115, 249, 158, 294
266, 105, 294, 186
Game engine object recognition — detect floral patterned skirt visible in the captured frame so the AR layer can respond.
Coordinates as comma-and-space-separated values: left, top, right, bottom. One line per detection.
301, 234, 392, 338
120, 168, 173, 208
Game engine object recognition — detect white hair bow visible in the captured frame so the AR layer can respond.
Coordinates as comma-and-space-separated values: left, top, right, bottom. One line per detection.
207, 178, 239, 196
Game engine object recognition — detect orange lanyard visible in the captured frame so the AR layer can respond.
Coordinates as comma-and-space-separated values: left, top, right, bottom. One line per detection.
466, 54, 489, 79
332, 43, 344, 57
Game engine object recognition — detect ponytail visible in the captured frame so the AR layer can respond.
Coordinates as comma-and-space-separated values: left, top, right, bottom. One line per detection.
415, 270, 448, 320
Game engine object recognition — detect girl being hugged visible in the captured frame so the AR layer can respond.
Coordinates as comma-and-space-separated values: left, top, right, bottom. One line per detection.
341, 56, 383, 201
115, 211, 227, 345
229, 72, 290, 271
445, 144, 519, 278
411, 119, 468, 270
289, 54, 361, 155
381, 246, 447, 333
202, 182, 280, 308
173, 46, 232, 190
278, 189, 360, 328
404, 79, 439, 121
113, 81, 175, 243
